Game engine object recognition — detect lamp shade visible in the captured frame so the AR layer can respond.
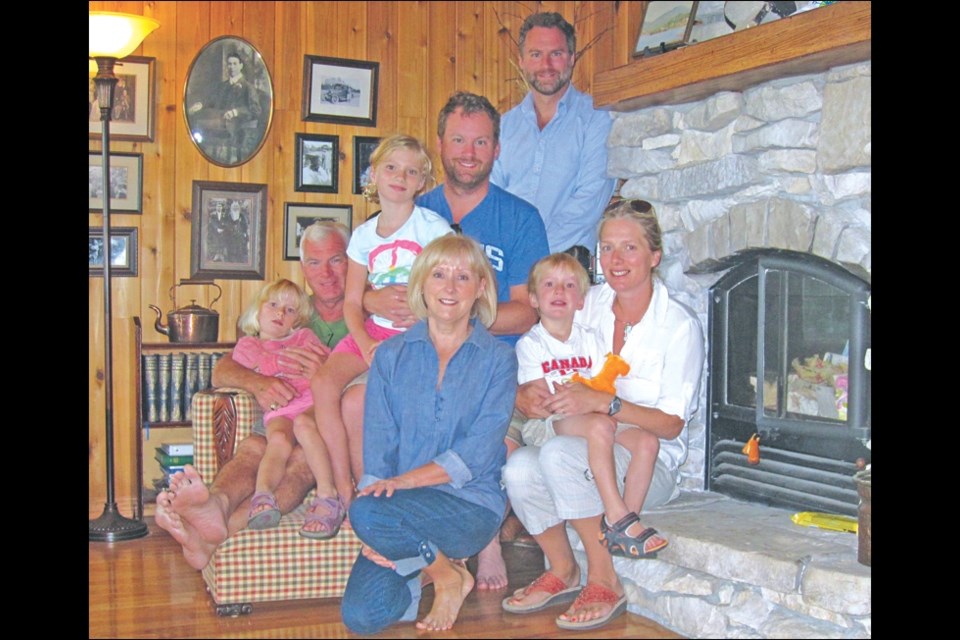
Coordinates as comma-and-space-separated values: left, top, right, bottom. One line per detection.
89, 11, 159, 59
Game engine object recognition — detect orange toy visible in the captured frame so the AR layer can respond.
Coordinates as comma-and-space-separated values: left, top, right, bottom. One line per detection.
571, 353, 631, 394
742, 433, 761, 465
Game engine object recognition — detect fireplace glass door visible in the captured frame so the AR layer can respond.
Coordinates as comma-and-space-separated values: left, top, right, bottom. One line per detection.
707, 250, 870, 516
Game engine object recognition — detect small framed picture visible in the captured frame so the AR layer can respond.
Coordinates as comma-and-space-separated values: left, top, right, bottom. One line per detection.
302, 55, 379, 127
89, 152, 143, 213
89, 227, 138, 277
89, 56, 156, 141
634, 1, 698, 57
295, 133, 339, 193
283, 203, 353, 261
190, 181, 268, 280
353, 136, 381, 195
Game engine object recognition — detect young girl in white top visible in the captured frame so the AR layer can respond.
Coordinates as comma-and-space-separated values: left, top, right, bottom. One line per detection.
231, 279, 334, 531
297, 134, 452, 539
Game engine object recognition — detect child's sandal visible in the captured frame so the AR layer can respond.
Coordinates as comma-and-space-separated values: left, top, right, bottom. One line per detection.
247, 491, 282, 530
599, 512, 668, 559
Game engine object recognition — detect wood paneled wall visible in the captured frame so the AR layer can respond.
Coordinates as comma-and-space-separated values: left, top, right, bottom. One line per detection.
89, 1, 622, 516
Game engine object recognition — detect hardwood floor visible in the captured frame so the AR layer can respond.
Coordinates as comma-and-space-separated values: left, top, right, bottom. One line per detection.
89, 518, 683, 638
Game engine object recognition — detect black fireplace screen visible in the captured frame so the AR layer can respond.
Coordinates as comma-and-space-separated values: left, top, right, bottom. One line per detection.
706, 250, 870, 516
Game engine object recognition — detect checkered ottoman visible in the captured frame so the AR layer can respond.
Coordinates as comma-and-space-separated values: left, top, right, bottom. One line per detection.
192, 389, 362, 615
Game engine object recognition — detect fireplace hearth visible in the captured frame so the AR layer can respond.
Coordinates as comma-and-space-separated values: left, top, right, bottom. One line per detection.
705, 249, 870, 516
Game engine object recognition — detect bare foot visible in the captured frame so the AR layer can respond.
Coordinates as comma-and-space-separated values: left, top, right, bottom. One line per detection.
416, 559, 474, 631
475, 536, 508, 591
155, 465, 229, 569
156, 488, 219, 569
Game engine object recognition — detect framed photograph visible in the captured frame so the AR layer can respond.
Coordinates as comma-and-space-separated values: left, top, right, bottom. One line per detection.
89, 152, 143, 213
89, 56, 156, 141
295, 133, 339, 193
89, 227, 138, 277
283, 203, 353, 261
184, 36, 274, 168
353, 136, 381, 195
634, 1, 698, 57
302, 55, 379, 127
190, 181, 268, 280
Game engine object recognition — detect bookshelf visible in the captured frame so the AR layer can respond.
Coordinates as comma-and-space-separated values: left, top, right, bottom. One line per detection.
133, 317, 235, 517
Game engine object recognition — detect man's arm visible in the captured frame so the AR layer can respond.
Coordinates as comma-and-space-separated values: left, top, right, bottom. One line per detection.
212, 352, 297, 411
489, 284, 538, 337
362, 285, 416, 329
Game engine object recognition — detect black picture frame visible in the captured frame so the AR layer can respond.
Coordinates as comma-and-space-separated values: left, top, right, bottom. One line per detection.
302, 55, 379, 127
190, 180, 268, 280
283, 203, 353, 261
89, 151, 143, 213
184, 36, 274, 167
89, 227, 138, 277
353, 136, 381, 195
295, 133, 339, 193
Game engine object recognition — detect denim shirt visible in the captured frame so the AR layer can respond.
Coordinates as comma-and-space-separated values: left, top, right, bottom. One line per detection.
360, 319, 518, 518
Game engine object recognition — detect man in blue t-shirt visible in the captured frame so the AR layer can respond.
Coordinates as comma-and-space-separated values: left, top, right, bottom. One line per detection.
367, 92, 548, 346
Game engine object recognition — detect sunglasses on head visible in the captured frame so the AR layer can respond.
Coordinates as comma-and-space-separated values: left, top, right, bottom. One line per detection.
605, 197, 653, 214
450, 223, 463, 235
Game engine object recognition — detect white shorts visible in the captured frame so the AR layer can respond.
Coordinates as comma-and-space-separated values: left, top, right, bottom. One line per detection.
503, 435, 679, 536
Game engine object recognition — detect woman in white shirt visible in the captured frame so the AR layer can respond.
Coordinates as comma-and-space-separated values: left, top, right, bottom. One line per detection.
502, 199, 704, 631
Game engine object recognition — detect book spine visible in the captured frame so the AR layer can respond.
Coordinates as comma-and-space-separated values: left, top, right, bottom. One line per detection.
184, 353, 199, 420
142, 354, 159, 423
198, 353, 212, 392
155, 448, 194, 466
161, 443, 194, 456
169, 352, 185, 422
157, 353, 171, 423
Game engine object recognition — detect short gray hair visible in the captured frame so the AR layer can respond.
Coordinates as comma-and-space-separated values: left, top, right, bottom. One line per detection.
299, 220, 350, 261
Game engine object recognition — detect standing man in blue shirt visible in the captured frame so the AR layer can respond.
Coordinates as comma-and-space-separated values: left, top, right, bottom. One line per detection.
491, 12, 616, 255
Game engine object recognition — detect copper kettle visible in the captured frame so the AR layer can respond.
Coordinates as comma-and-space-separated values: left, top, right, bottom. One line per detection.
149, 282, 222, 343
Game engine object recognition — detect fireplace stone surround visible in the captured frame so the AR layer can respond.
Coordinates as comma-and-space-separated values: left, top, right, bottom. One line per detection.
573, 60, 872, 638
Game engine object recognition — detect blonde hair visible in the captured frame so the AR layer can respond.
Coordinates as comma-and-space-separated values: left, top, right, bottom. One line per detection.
599, 198, 663, 258
361, 134, 435, 204
406, 235, 498, 328
527, 252, 590, 298
238, 278, 313, 337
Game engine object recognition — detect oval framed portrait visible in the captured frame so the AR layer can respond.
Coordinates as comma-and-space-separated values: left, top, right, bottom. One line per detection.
183, 36, 273, 168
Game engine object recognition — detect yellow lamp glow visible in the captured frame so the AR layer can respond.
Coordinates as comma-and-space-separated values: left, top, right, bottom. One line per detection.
89, 11, 159, 59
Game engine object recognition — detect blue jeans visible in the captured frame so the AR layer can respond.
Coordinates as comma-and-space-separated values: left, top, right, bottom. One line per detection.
340, 488, 501, 634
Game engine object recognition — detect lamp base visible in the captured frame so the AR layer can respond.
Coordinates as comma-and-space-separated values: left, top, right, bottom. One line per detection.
89, 503, 149, 542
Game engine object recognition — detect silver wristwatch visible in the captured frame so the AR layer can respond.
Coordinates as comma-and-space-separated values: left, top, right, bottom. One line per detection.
608, 395, 622, 416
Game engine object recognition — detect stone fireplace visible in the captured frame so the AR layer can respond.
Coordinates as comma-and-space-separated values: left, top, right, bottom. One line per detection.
575, 59, 871, 638
605, 60, 871, 496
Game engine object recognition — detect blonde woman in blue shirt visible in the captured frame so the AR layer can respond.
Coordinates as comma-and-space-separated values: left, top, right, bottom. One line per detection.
340, 234, 518, 634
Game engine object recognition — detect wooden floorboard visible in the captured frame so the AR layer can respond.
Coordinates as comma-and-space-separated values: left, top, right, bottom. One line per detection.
89, 518, 684, 638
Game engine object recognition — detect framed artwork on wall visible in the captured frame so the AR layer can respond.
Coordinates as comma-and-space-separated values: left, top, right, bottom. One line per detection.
89, 151, 143, 213
283, 203, 353, 261
89, 55, 156, 141
302, 55, 379, 127
190, 181, 268, 280
295, 133, 339, 193
184, 36, 274, 168
634, 1, 698, 57
353, 136, 381, 195
89, 227, 138, 277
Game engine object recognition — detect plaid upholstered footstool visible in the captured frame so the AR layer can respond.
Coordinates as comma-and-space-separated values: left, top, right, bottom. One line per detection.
192, 389, 362, 616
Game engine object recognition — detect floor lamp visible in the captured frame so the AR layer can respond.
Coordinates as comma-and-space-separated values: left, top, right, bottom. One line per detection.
89, 11, 159, 543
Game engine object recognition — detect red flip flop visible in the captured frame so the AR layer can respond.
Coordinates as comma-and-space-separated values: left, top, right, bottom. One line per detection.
555, 583, 628, 630
501, 571, 581, 614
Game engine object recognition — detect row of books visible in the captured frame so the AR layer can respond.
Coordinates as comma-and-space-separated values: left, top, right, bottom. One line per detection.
142, 352, 229, 423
